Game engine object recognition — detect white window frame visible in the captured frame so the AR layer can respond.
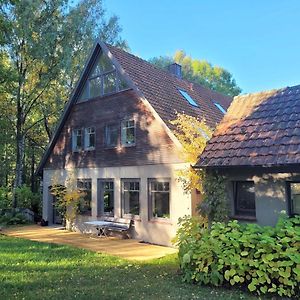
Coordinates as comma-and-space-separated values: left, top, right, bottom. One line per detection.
121, 179, 140, 217
72, 128, 83, 152
84, 127, 96, 150
105, 123, 119, 148
148, 178, 171, 220
121, 119, 136, 147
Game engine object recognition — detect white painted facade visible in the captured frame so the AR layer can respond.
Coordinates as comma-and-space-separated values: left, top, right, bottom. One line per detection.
42, 163, 192, 246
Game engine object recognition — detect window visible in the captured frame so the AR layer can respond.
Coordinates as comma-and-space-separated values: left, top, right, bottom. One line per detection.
234, 181, 256, 217
287, 182, 300, 215
85, 127, 95, 149
98, 180, 114, 216
121, 120, 135, 146
105, 124, 119, 147
149, 179, 170, 219
178, 89, 199, 107
77, 179, 92, 215
72, 129, 83, 151
213, 101, 227, 114
78, 51, 129, 101
122, 179, 140, 216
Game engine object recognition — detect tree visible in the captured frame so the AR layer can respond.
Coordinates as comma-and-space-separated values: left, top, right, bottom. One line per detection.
0, 0, 126, 208
149, 50, 241, 97
170, 113, 212, 193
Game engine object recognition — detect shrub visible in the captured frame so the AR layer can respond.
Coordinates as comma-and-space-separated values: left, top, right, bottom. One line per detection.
0, 212, 30, 225
0, 187, 12, 209
177, 216, 300, 297
15, 185, 41, 214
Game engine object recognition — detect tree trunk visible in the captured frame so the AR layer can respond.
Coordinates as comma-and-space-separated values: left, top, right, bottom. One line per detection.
12, 131, 25, 208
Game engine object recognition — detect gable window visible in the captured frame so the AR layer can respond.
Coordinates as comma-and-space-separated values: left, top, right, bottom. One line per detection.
234, 181, 256, 217
105, 124, 119, 147
85, 127, 95, 149
121, 120, 135, 146
78, 51, 129, 101
213, 101, 227, 114
122, 179, 140, 216
178, 89, 199, 107
149, 179, 170, 219
287, 182, 300, 215
77, 179, 92, 216
98, 180, 114, 216
72, 129, 83, 151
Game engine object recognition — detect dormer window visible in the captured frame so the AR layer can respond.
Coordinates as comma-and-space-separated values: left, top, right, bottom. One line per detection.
78, 51, 129, 101
178, 89, 199, 107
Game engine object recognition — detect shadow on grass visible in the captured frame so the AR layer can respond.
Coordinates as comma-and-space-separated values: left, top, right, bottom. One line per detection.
0, 236, 259, 300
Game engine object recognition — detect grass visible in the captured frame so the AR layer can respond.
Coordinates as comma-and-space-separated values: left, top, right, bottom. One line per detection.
0, 235, 261, 300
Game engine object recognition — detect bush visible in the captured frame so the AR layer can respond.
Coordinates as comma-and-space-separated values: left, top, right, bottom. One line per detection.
0, 212, 30, 225
176, 216, 300, 297
0, 187, 12, 209
15, 185, 41, 214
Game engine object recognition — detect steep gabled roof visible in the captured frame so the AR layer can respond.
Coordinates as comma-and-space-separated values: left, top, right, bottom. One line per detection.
197, 84, 300, 168
36, 40, 232, 175
106, 44, 231, 129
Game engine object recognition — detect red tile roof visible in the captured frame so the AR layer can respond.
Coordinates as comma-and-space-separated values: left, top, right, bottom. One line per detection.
106, 44, 232, 129
197, 85, 300, 168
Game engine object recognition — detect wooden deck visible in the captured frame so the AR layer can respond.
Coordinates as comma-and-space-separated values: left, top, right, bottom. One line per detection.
2, 225, 177, 261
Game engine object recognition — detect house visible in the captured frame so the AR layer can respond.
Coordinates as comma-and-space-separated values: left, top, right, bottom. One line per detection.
196, 85, 300, 225
36, 40, 231, 246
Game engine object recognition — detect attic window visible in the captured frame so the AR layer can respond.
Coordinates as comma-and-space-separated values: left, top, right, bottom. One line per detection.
178, 89, 199, 107
213, 101, 227, 114
78, 51, 129, 101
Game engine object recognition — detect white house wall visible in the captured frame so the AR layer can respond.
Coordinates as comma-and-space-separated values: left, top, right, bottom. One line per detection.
42, 163, 191, 246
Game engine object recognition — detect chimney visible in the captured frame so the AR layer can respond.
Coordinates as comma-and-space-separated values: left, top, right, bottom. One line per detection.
168, 63, 182, 79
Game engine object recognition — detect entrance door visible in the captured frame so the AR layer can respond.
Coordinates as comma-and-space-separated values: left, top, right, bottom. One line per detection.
97, 179, 114, 217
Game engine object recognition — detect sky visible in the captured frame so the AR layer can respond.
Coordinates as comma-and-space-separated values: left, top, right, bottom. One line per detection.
105, 0, 300, 94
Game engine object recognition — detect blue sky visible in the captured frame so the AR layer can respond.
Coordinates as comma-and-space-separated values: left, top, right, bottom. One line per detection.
105, 0, 300, 94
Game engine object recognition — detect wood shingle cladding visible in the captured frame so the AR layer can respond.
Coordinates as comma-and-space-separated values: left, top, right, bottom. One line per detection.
197, 84, 300, 168
37, 40, 232, 174
45, 90, 183, 169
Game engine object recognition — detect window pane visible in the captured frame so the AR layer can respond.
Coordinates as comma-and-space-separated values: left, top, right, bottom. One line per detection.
77, 179, 92, 215
85, 127, 95, 149
290, 183, 300, 214
121, 120, 135, 146
78, 81, 89, 101
118, 76, 129, 91
153, 192, 170, 218
91, 53, 114, 77
122, 180, 140, 215
89, 77, 101, 98
103, 71, 117, 95
235, 182, 255, 216
105, 124, 118, 147
102, 181, 114, 215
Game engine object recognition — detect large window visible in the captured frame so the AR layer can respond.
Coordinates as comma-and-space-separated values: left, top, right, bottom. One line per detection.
98, 180, 114, 216
84, 127, 95, 149
234, 181, 256, 217
149, 179, 170, 219
78, 51, 129, 101
72, 129, 83, 151
122, 179, 140, 216
121, 120, 135, 146
77, 179, 92, 215
105, 124, 119, 147
287, 182, 300, 215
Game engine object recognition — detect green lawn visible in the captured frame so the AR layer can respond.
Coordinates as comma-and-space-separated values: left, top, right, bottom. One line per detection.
0, 235, 260, 300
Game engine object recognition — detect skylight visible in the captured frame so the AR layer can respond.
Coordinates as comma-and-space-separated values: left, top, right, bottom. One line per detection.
178, 89, 199, 107
213, 101, 227, 114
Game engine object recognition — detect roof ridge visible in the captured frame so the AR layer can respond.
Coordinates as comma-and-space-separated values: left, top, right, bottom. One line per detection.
105, 43, 232, 99
234, 83, 300, 101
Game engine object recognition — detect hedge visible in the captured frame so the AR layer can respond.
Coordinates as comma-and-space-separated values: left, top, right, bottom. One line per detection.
176, 215, 300, 297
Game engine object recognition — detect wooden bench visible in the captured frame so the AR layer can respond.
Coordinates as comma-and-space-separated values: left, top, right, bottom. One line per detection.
85, 218, 133, 238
